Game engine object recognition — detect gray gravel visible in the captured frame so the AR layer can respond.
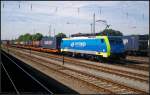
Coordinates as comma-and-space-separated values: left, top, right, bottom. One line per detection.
9, 49, 149, 93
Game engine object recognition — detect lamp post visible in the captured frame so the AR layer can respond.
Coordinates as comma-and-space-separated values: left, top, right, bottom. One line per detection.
49, 25, 51, 37
93, 13, 95, 35
66, 22, 75, 37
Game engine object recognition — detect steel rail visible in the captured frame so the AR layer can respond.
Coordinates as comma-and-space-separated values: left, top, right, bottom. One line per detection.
10, 50, 114, 94
1, 61, 20, 95
15, 46, 149, 71
6, 47, 149, 83
2, 51, 53, 94
9, 49, 148, 94
15, 47, 149, 82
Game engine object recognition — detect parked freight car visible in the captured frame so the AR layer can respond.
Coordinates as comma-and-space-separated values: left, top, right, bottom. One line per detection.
26, 41, 32, 46
1, 40, 9, 45
122, 34, 149, 56
40, 37, 62, 52
32, 41, 40, 47
40, 37, 56, 49
1, 40, 15, 47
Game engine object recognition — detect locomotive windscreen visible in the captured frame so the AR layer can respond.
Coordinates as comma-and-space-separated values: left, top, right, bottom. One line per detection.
108, 36, 123, 44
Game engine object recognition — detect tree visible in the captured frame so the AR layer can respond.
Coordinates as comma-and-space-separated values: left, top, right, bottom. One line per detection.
18, 35, 24, 41
98, 29, 123, 36
32, 33, 43, 41
17, 33, 43, 41
24, 33, 32, 41
55, 33, 66, 38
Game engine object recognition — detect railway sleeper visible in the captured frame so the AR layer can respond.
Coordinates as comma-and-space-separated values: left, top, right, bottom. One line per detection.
116, 90, 134, 94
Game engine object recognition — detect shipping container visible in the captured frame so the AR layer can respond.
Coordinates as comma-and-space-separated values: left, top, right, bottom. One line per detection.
122, 36, 139, 51
122, 34, 149, 55
32, 41, 40, 47
40, 37, 62, 50
20, 41, 24, 45
24, 41, 32, 46
1, 40, 8, 45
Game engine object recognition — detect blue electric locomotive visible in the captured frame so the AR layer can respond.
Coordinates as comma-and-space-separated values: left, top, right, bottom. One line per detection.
60, 36, 125, 59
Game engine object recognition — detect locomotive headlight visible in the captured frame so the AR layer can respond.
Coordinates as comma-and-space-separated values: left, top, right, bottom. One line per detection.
103, 49, 105, 52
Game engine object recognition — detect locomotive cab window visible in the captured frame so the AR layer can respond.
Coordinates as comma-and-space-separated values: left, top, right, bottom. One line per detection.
101, 39, 104, 43
109, 39, 115, 44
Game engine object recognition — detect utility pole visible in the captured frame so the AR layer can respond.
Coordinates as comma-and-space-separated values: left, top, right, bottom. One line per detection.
93, 13, 95, 36
34, 28, 36, 34
53, 28, 55, 37
90, 23, 93, 34
49, 25, 51, 37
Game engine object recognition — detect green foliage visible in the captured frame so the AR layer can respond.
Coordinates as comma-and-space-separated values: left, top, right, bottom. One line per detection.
55, 32, 66, 38
17, 33, 43, 41
24, 33, 32, 41
98, 29, 123, 36
32, 33, 43, 41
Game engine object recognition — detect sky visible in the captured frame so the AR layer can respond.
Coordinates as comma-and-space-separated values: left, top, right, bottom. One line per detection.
1, 1, 149, 40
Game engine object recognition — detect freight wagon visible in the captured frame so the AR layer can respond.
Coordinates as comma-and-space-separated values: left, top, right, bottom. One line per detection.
40, 37, 62, 53
40, 37, 61, 49
122, 34, 149, 56
1, 40, 9, 45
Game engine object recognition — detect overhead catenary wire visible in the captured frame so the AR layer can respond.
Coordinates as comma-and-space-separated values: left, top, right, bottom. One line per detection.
3, 2, 102, 15
3, 2, 137, 21
2, 2, 147, 39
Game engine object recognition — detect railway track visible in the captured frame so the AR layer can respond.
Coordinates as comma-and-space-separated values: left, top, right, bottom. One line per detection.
12, 45, 149, 71
1, 51, 53, 94
41, 53, 149, 83
126, 56, 149, 64
114, 59, 149, 71
5, 48, 148, 94
8, 47, 149, 83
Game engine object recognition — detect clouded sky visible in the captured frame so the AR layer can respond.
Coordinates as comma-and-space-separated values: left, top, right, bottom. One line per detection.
1, 1, 149, 40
